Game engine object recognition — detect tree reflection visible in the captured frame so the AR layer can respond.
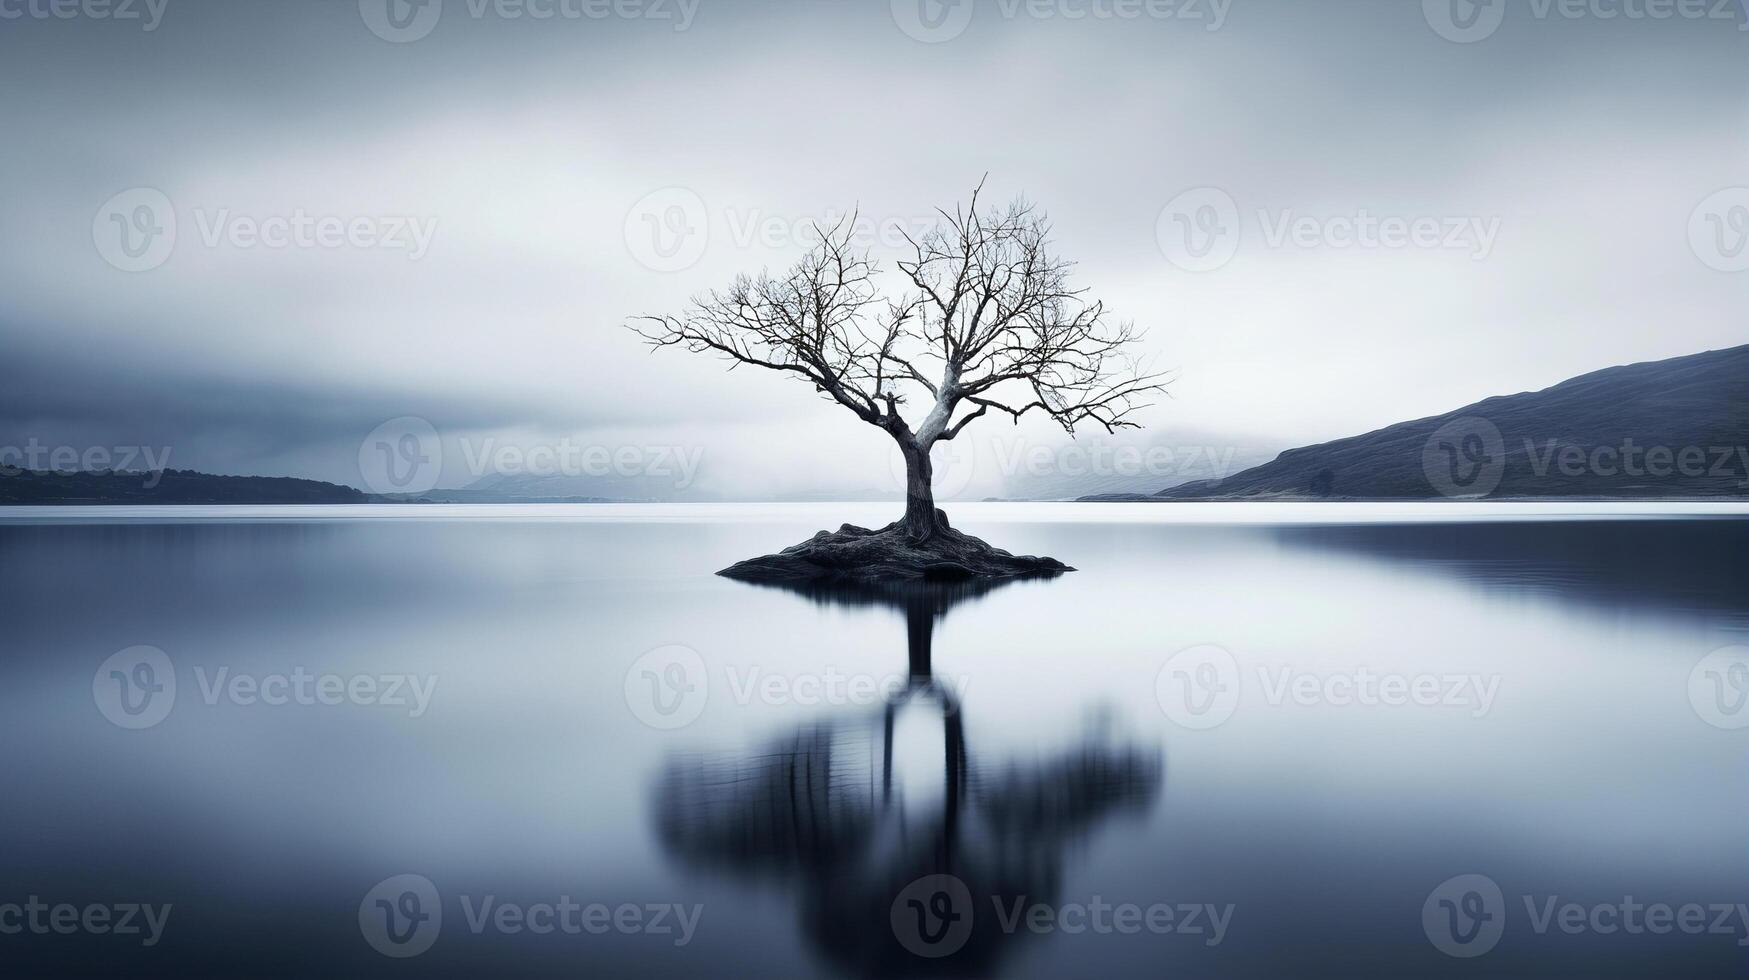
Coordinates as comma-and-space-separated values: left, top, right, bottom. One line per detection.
653, 579, 1162, 976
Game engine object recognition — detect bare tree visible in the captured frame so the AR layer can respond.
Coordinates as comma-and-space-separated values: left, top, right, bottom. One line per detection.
633, 183, 1166, 543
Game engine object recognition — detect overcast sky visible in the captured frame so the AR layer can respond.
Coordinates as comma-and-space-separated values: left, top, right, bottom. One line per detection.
2, 0, 1745, 497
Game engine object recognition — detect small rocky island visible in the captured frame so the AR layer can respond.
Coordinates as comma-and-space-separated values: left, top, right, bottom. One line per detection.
719, 509, 1070, 585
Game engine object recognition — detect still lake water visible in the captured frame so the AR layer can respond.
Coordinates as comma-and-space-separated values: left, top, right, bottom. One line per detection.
2, 503, 1747, 978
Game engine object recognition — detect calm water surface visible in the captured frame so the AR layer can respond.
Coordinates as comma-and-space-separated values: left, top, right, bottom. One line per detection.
2, 503, 1747, 978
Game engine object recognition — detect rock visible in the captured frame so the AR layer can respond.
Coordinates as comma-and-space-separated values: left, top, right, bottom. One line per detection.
719, 508, 1073, 584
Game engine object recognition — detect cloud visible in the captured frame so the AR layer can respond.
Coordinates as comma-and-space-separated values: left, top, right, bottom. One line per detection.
1, 0, 1743, 494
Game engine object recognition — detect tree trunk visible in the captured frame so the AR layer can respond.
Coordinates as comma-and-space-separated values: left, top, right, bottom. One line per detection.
898, 438, 939, 543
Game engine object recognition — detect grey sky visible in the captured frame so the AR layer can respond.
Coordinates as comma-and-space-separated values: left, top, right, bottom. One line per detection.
2, 0, 1744, 496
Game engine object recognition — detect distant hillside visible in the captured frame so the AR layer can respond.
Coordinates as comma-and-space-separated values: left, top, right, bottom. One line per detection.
1097, 345, 1749, 501
0, 469, 370, 504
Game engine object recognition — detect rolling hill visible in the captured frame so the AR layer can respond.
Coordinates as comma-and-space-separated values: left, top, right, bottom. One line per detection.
0, 469, 370, 505
1093, 345, 1749, 501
